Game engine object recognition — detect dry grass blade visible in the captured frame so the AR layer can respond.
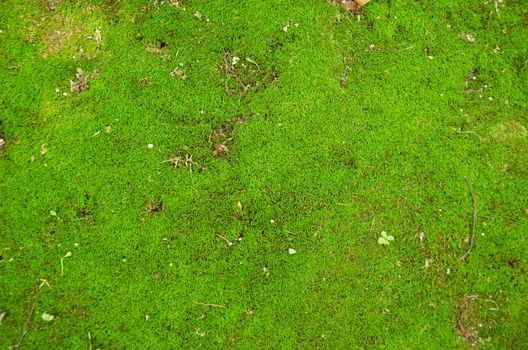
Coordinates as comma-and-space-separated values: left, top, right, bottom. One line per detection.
193, 301, 227, 308
460, 176, 477, 260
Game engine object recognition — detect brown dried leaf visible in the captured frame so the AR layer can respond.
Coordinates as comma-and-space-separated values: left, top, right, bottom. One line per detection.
343, 0, 371, 13
343, 1, 360, 12
212, 144, 228, 157
355, 0, 371, 7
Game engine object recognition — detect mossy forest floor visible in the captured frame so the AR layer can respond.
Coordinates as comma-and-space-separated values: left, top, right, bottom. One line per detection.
1, 0, 527, 348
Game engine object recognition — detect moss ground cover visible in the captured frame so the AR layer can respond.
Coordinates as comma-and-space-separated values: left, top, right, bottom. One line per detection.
1, 0, 527, 348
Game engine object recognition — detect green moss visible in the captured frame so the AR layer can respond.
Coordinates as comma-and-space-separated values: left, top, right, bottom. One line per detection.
1, 0, 527, 348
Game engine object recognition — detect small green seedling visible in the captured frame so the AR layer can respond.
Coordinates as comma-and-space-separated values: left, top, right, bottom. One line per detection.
378, 231, 394, 245
245, 57, 260, 70
60, 251, 72, 277
49, 210, 61, 221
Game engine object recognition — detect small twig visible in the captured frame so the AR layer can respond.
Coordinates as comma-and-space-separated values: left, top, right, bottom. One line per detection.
193, 301, 227, 308
460, 176, 477, 260
223, 53, 248, 92
88, 331, 93, 350
456, 129, 482, 142
12, 283, 41, 350
216, 234, 233, 247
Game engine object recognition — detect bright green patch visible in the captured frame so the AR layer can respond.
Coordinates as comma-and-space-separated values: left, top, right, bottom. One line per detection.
1, 0, 527, 348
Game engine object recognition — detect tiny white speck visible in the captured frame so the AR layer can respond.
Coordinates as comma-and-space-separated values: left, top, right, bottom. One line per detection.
54, 88, 60, 93
270, 219, 275, 224
263, 267, 269, 273
9, 257, 14, 262
481, 232, 485, 236
63, 92, 68, 96
169, 263, 173, 267
73, 242, 80, 247
122, 258, 127, 262
147, 144, 154, 149
428, 55, 434, 60
288, 248, 297, 255
488, 97, 493, 101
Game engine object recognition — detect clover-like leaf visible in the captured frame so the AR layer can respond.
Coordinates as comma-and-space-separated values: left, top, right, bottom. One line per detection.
378, 237, 389, 245
378, 231, 395, 245
41, 312, 54, 322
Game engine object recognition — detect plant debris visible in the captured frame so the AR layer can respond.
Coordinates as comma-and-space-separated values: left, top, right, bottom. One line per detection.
147, 201, 164, 214
46, 0, 60, 11
70, 68, 98, 93
146, 44, 162, 53
455, 296, 483, 347
463, 33, 476, 43
212, 143, 228, 157
337, 0, 371, 13
170, 67, 186, 80
220, 51, 275, 96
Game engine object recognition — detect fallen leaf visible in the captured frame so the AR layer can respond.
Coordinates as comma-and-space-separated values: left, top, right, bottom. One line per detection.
343, 1, 360, 12
343, 0, 371, 13
355, 0, 371, 7
236, 200, 243, 210
212, 144, 228, 157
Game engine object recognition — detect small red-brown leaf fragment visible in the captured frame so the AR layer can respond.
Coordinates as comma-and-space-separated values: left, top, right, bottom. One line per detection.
343, 1, 360, 12
213, 144, 227, 157
212, 144, 221, 156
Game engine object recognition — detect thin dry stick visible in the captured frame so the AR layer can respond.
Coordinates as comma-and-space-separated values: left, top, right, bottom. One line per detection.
223, 54, 248, 92
12, 284, 40, 350
460, 176, 477, 260
456, 129, 482, 142
193, 301, 227, 308
88, 331, 93, 350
